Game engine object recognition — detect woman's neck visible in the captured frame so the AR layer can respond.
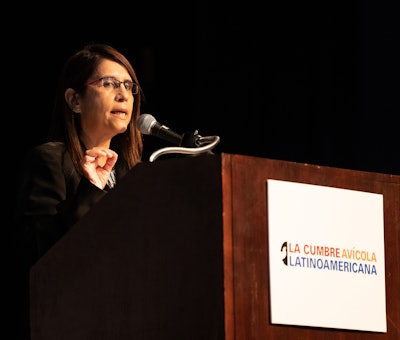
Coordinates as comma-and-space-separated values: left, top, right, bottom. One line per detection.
80, 134, 111, 150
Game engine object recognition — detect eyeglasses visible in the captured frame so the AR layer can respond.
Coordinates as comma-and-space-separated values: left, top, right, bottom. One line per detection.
86, 76, 139, 95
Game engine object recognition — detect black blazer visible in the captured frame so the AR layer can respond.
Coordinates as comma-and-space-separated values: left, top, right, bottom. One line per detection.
15, 141, 129, 265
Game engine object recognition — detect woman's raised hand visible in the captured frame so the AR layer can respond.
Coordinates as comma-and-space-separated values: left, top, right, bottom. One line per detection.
82, 147, 118, 189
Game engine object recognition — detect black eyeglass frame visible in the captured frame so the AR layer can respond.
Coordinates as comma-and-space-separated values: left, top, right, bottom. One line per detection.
86, 76, 139, 95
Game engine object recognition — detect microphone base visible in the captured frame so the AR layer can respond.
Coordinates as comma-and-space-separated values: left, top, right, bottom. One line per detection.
180, 130, 199, 148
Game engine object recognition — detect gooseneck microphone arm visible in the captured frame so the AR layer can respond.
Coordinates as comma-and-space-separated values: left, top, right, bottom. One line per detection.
148, 134, 221, 162
137, 113, 221, 162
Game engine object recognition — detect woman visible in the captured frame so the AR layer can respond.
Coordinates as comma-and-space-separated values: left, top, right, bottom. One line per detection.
15, 43, 144, 266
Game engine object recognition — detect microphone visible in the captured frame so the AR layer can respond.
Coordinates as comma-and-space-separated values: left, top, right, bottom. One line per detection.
138, 113, 221, 161
137, 113, 183, 146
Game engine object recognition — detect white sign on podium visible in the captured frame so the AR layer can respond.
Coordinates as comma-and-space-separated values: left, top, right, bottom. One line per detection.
267, 179, 386, 333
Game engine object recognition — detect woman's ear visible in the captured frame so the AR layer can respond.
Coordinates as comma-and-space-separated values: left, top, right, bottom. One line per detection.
65, 88, 81, 113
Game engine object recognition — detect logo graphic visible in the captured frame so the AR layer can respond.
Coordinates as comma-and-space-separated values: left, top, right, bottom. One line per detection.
280, 241, 288, 265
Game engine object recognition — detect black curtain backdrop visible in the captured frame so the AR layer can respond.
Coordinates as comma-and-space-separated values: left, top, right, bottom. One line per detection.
8, 1, 400, 339
13, 1, 399, 175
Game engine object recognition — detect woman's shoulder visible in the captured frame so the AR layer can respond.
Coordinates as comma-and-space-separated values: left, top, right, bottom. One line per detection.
27, 141, 68, 166
33, 141, 66, 153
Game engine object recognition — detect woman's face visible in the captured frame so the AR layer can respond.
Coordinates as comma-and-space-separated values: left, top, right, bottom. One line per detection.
77, 59, 134, 147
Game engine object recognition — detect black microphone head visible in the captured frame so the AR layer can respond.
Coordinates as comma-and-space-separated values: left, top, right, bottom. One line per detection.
137, 113, 183, 145
137, 113, 157, 135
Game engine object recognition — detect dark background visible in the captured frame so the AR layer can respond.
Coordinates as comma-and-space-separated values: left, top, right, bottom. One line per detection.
8, 1, 399, 338
13, 1, 400, 175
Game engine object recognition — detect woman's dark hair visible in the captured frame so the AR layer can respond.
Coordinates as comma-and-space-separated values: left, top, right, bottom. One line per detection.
48, 43, 143, 174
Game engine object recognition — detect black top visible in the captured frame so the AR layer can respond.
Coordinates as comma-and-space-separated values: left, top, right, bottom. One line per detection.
14, 141, 129, 266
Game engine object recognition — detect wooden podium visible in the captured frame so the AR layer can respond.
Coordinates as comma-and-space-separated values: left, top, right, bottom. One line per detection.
30, 153, 400, 339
